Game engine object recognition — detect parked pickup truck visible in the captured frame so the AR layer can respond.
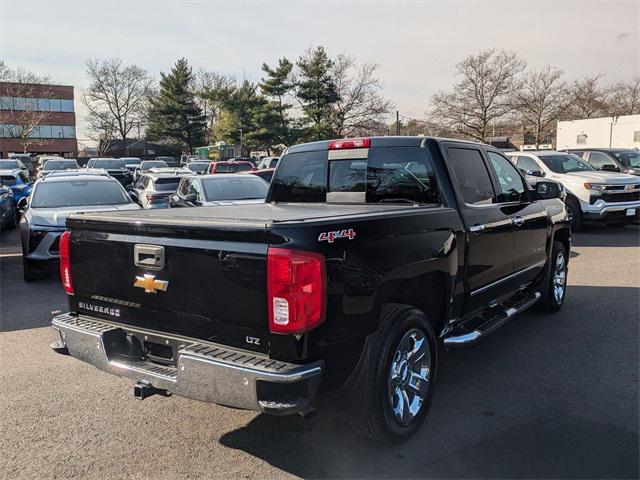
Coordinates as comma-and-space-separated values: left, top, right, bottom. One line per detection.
51, 137, 571, 443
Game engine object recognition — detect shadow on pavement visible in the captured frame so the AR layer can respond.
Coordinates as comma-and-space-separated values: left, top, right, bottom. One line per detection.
572, 224, 640, 248
220, 284, 639, 479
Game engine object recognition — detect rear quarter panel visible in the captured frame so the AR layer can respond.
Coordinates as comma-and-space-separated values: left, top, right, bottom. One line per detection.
270, 207, 465, 389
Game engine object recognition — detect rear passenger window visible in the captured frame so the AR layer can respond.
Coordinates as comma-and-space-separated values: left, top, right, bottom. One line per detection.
366, 147, 440, 204
448, 147, 495, 205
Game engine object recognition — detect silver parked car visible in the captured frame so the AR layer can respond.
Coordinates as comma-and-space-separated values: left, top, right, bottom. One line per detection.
19, 171, 140, 281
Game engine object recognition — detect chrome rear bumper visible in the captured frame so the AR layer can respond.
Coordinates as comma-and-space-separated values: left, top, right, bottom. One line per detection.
52, 313, 322, 415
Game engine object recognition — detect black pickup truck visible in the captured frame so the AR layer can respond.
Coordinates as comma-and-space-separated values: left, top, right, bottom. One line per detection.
51, 136, 570, 443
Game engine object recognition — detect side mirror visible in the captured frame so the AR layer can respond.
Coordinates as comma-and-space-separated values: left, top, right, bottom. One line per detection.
128, 191, 139, 202
183, 193, 197, 204
17, 197, 28, 210
535, 181, 562, 200
600, 164, 619, 172
526, 169, 545, 177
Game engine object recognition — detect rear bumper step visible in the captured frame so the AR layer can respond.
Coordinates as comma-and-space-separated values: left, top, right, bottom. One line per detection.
444, 291, 541, 348
51, 313, 323, 415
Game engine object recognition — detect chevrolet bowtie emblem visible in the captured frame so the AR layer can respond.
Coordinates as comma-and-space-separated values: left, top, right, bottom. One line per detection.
134, 274, 169, 294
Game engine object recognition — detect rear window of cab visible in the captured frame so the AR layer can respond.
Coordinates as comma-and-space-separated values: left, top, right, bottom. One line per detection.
270, 147, 441, 205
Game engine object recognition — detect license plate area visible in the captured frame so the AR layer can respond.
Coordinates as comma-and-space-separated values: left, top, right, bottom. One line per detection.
626, 208, 636, 216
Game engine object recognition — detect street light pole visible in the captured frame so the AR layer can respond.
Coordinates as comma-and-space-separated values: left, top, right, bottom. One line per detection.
239, 128, 243, 157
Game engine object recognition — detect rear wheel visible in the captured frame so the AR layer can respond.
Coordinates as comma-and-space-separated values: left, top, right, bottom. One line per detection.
536, 241, 568, 312
565, 198, 583, 231
354, 305, 437, 443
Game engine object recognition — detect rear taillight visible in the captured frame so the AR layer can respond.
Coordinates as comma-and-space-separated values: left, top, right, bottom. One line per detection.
147, 193, 168, 202
328, 137, 371, 150
267, 247, 326, 334
59, 231, 73, 295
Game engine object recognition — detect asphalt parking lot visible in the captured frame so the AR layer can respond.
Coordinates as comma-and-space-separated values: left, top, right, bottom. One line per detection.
1, 225, 638, 479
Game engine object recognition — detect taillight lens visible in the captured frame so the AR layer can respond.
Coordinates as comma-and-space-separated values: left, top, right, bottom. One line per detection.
328, 137, 371, 150
59, 231, 74, 295
267, 247, 326, 334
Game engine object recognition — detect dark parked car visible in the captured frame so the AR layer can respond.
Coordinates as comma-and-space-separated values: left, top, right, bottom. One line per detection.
169, 173, 268, 207
0, 182, 18, 231
208, 160, 255, 174
241, 167, 275, 183
567, 148, 640, 176
184, 161, 210, 175
86, 158, 132, 186
129, 169, 191, 209
39, 158, 79, 177
19, 171, 140, 281
8, 154, 36, 178
155, 156, 179, 167
134, 160, 169, 181
51, 136, 570, 443
121, 157, 142, 173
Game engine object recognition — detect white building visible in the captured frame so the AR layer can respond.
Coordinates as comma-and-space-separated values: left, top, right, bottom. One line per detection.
556, 114, 640, 150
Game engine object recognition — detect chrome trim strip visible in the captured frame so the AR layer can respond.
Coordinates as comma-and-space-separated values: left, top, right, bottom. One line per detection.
471, 260, 546, 297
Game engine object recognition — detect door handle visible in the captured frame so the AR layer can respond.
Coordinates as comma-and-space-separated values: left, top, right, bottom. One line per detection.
469, 223, 485, 233
512, 216, 524, 227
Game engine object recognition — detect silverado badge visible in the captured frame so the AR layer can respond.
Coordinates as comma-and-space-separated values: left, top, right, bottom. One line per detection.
134, 274, 169, 294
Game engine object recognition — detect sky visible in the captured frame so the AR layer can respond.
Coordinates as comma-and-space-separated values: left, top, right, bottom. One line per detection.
1, 0, 638, 146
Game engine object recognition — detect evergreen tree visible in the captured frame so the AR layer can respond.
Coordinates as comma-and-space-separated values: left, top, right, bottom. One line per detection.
147, 58, 206, 153
260, 58, 295, 145
296, 46, 339, 140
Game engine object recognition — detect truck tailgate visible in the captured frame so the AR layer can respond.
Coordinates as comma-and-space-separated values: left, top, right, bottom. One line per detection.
68, 224, 270, 353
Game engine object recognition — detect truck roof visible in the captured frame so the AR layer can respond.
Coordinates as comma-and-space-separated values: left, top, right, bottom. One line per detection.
286, 136, 481, 154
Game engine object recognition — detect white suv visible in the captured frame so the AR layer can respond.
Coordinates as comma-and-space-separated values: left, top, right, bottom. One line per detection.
507, 151, 640, 230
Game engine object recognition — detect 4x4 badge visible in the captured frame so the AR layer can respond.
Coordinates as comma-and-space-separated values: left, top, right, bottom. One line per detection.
134, 274, 169, 294
318, 228, 356, 243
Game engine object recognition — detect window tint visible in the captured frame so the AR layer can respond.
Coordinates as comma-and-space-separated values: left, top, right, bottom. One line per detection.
366, 147, 440, 204
43, 160, 77, 170
448, 147, 495, 205
215, 162, 253, 173
515, 156, 543, 173
0, 160, 20, 169
329, 160, 366, 193
588, 152, 618, 170
614, 151, 640, 168
271, 150, 327, 202
31, 180, 130, 208
141, 161, 168, 170
201, 176, 268, 201
153, 178, 181, 192
94, 159, 126, 169
539, 154, 593, 173
0, 175, 17, 186
487, 152, 526, 203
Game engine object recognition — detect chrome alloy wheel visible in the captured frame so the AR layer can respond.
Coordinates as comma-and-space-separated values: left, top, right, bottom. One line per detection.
388, 328, 431, 425
553, 251, 567, 304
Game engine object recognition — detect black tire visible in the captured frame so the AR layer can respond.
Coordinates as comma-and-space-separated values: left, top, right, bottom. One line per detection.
565, 198, 583, 232
353, 304, 437, 443
23, 257, 44, 282
536, 241, 568, 313
6, 209, 18, 230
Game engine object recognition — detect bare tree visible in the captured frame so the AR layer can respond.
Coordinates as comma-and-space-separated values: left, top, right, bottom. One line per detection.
566, 74, 610, 119
511, 65, 568, 149
0, 61, 54, 153
193, 69, 236, 142
329, 54, 394, 137
608, 77, 640, 116
83, 58, 153, 155
430, 49, 526, 142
